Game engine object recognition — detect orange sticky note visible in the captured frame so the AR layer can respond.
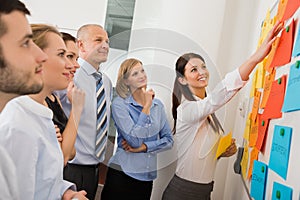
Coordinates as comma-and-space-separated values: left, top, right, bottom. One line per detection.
263, 75, 287, 119
264, 37, 280, 73
249, 115, 259, 147
269, 20, 295, 69
276, 0, 288, 22
215, 132, 232, 160
255, 114, 270, 152
251, 90, 262, 121
281, 0, 300, 22
247, 147, 259, 180
260, 68, 276, 109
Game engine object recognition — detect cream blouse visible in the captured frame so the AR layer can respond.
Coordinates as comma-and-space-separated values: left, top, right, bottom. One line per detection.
175, 69, 247, 183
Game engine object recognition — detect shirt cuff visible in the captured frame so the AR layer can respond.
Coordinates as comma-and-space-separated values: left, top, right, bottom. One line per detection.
224, 68, 247, 91
136, 112, 151, 126
144, 141, 154, 152
61, 181, 76, 199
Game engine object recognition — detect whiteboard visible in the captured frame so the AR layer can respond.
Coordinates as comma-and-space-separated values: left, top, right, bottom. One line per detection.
240, 5, 300, 200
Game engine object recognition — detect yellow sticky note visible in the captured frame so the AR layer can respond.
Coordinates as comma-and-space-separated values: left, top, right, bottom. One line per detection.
241, 144, 249, 180
255, 62, 266, 89
215, 132, 232, 160
250, 69, 258, 97
243, 113, 252, 140
258, 9, 275, 47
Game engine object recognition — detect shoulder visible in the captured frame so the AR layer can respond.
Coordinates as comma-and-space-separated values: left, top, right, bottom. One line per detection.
112, 96, 126, 105
0, 108, 37, 141
153, 98, 164, 107
74, 66, 87, 77
111, 96, 128, 113
0, 97, 26, 118
73, 68, 90, 85
102, 72, 111, 81
102, 73, 112, 87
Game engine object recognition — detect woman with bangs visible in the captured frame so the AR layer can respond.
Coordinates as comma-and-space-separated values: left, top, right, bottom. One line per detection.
101, 58, 174, 200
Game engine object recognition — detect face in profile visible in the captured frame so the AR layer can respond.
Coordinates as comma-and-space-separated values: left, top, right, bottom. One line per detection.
65, 40, 79, 78
125, 62, 148, 93
42, 32, 72, 91
0, 11, 47, 95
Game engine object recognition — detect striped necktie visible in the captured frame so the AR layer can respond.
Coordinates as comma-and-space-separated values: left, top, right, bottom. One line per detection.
94, 72, 108, 160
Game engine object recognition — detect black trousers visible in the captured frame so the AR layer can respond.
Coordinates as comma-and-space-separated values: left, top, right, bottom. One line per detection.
101, 165, 153, 200
64, 163, 99, 200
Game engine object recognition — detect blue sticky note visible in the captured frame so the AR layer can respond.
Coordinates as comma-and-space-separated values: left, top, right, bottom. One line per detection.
282, 61, 300, 112
271, 182, 293, 200
292, 27, 300, 57
250, 160, 268, 200
269, 125, 292, 180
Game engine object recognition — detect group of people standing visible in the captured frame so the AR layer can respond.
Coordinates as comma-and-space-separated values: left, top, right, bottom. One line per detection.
0, 0, 282, 200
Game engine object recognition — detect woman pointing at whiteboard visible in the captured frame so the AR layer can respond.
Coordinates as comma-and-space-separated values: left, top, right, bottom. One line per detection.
162, 21, 282, 200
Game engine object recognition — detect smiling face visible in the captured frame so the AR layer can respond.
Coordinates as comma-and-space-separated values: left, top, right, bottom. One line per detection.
42, 32, 72, 91
65, 40, 79, 78
181, 57, 209, 95
0, 11, 47, 95
78, 25, 109, 69
125, 62, 147, 93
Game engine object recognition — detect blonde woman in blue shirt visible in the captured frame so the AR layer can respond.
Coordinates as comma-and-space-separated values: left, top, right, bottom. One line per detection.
101, 58, 174, 200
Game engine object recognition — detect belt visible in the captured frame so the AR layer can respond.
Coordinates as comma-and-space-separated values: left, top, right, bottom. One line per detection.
68, 163, 99, 169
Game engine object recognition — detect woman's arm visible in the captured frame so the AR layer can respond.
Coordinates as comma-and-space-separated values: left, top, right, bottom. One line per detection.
179, 22, 283, 125
59, 82, 85, 165
239, 21, 283, 81
112, 98, 151, 148
121, 104, 174, 153
144, 105, 173, 153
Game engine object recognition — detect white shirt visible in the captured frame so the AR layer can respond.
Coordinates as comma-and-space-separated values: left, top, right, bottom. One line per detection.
0, 96, 75, 200
0, 145, 19, 200
175, 69, 246, 183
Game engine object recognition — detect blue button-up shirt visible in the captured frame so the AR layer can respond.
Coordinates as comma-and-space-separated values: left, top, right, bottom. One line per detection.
109, 95, 174, 181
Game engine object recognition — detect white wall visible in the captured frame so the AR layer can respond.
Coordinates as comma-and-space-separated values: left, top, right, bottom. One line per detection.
25, 0, 108, 35
129, 2, 227, 199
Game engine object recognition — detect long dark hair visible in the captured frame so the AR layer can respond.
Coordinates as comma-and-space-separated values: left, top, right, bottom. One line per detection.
61, 32, 77, 44
172, 53, 224, 134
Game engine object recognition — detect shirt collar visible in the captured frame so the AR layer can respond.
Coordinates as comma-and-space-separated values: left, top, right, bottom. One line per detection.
125, 95, 159, 107
78, 57, 102, 77
16, 96, 53, 119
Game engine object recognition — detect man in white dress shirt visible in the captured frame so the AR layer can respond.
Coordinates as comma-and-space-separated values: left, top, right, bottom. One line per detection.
0, 0, 47, 199
62, 24, 113, 200
0, 1, 88, 199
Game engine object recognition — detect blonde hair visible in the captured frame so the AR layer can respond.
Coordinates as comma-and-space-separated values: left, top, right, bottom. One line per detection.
116, 58, 143, 98
31, 24, 61, 50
